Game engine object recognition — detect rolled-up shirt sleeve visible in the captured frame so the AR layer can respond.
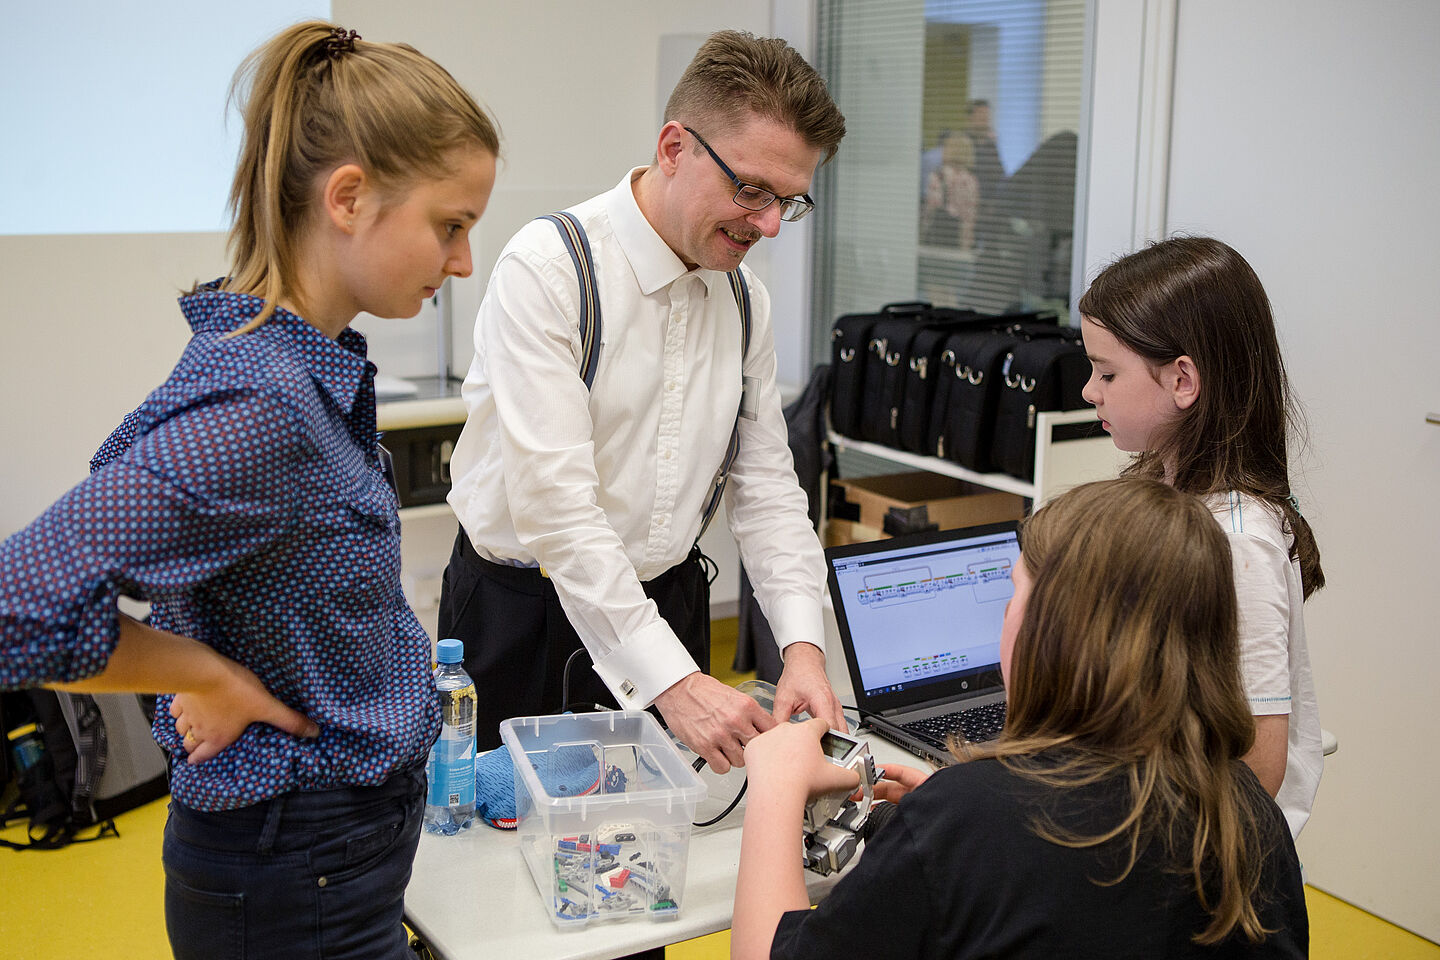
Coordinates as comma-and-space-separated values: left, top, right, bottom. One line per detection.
0, 387, 302, 689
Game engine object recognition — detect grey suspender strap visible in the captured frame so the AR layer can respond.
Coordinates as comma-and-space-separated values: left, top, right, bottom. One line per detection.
698, 269, 752, 540
541, 212, 604, 388
542, 211, 751, 541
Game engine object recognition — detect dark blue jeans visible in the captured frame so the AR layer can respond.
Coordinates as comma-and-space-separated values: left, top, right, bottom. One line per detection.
162, 765, 424, 960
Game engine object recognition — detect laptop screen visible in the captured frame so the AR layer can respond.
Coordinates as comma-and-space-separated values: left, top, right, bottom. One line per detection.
826, 522, 1019, 702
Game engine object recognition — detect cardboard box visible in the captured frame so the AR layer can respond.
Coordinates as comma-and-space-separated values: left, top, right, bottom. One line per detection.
825, 472, 1026, 547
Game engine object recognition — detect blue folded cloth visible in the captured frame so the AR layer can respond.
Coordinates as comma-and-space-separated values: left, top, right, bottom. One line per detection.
474, 744, 604, 829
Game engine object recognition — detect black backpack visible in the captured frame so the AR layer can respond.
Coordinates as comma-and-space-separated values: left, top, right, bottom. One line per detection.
2, 689, 169, 850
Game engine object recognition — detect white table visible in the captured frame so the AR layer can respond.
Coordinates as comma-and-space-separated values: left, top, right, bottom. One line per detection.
403, 735, 922, 960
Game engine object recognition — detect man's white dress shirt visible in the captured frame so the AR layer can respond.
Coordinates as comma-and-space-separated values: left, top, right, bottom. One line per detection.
447, 169, 827, 710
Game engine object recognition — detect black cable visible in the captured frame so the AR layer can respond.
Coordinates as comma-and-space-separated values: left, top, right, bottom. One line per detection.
560, 646, 588, 715
694, 776, 747, 827
687, 703, 881, 829
695, 547, 719, 587
690, 753, 749, 827
840, 701, 883, 729
685, 704, 901, 830
860, 799, 899, 843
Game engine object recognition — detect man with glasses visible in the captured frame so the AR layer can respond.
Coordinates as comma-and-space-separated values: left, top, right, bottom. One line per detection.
441, 31, 848, 776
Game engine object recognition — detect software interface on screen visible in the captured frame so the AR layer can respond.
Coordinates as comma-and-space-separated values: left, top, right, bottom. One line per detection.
830, 531, 1018, 697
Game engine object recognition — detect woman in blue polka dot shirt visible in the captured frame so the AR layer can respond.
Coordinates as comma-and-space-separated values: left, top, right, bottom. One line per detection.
0, 21, 499, 960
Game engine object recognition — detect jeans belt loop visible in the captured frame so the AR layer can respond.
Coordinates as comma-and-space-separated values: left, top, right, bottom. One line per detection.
257, 793, 288, 856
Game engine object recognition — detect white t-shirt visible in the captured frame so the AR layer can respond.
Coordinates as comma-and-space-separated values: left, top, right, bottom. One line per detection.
1208, 491, 1323, 838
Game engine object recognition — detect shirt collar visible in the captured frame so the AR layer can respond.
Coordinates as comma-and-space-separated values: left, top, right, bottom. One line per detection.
180, 283, 373, 414
604, 167, 729, 300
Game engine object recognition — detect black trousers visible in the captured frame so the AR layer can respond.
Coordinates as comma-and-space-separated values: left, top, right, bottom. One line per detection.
437, 527, 712, 752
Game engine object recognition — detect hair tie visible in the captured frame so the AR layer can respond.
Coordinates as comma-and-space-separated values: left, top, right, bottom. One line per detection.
324, 27, 360, 60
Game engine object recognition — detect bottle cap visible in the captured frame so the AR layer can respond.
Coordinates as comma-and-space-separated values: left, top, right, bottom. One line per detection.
436, 638, 464, 664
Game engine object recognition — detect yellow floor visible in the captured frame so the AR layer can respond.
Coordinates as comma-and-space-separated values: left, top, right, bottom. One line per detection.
4, 619, 1435, 959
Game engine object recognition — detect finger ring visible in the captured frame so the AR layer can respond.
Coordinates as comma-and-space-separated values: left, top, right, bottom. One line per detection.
183, 730, 195, 743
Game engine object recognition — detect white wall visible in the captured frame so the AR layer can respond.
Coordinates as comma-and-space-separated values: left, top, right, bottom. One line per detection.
0, 234, 227, 535
334, 0, 808, 382
1085, 0, 1440, 941
0, 1, 328, 236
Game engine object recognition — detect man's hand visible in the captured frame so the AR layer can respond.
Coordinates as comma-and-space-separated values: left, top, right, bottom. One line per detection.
170, 655, 319, 765
653, 671, 777, 773
772, 642, 847, 732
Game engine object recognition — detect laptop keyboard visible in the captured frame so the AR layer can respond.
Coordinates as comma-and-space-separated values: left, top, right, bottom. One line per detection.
901, 701, 1007, 745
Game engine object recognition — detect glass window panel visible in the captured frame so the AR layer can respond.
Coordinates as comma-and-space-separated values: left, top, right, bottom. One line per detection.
812, 0, 1087, 365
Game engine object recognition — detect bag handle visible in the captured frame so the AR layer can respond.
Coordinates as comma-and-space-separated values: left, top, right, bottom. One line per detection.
880, 301, 931, 318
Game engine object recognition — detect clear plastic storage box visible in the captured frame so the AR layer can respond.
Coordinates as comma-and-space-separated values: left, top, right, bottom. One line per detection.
499, 711, 708, 928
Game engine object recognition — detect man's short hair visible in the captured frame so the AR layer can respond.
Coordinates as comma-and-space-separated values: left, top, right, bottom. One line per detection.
664, 30, 846, 163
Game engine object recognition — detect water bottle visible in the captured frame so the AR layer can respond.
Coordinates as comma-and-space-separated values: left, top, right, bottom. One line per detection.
424, 638, 477, 835
8, 722, 45, 776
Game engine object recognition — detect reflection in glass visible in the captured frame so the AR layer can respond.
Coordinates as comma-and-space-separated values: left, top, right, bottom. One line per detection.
916, 0, 1084, 320
811, 0, 1087, 367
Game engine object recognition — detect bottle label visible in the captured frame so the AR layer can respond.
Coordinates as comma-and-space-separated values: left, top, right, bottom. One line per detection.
426, 705, 476, 809
8, 728, 43, 774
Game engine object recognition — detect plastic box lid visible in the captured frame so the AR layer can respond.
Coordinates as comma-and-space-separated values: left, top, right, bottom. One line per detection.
499, 711, 707, 813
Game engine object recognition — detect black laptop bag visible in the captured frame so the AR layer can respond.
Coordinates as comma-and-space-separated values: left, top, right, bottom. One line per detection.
990, 324, 1091, 480
924, 340, 962, 459
854, 303, 933, 445
923, 312, 1050, 465
829, 305, 893, 438
896, 309, 983, 453
937, 326, 1017, 472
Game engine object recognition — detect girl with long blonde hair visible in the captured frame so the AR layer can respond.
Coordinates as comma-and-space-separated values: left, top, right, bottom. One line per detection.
734, 479, 1307, 959
0, 21, 499, 958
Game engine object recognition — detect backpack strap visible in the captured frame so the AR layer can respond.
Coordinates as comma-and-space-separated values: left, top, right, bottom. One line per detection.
0, 691, 120, 851
541, 213, 753, 542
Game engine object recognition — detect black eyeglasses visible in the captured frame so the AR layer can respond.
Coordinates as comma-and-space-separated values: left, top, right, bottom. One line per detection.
683, 126, 815, 223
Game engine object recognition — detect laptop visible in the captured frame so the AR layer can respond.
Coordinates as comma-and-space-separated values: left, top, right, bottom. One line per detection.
825, 520, 1019, 765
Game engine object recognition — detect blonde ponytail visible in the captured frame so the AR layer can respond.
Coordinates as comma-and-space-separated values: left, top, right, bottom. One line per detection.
216, 21, 500, 331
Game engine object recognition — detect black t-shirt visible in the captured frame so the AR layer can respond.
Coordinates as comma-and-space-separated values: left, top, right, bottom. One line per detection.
772, 757, 1307, 960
